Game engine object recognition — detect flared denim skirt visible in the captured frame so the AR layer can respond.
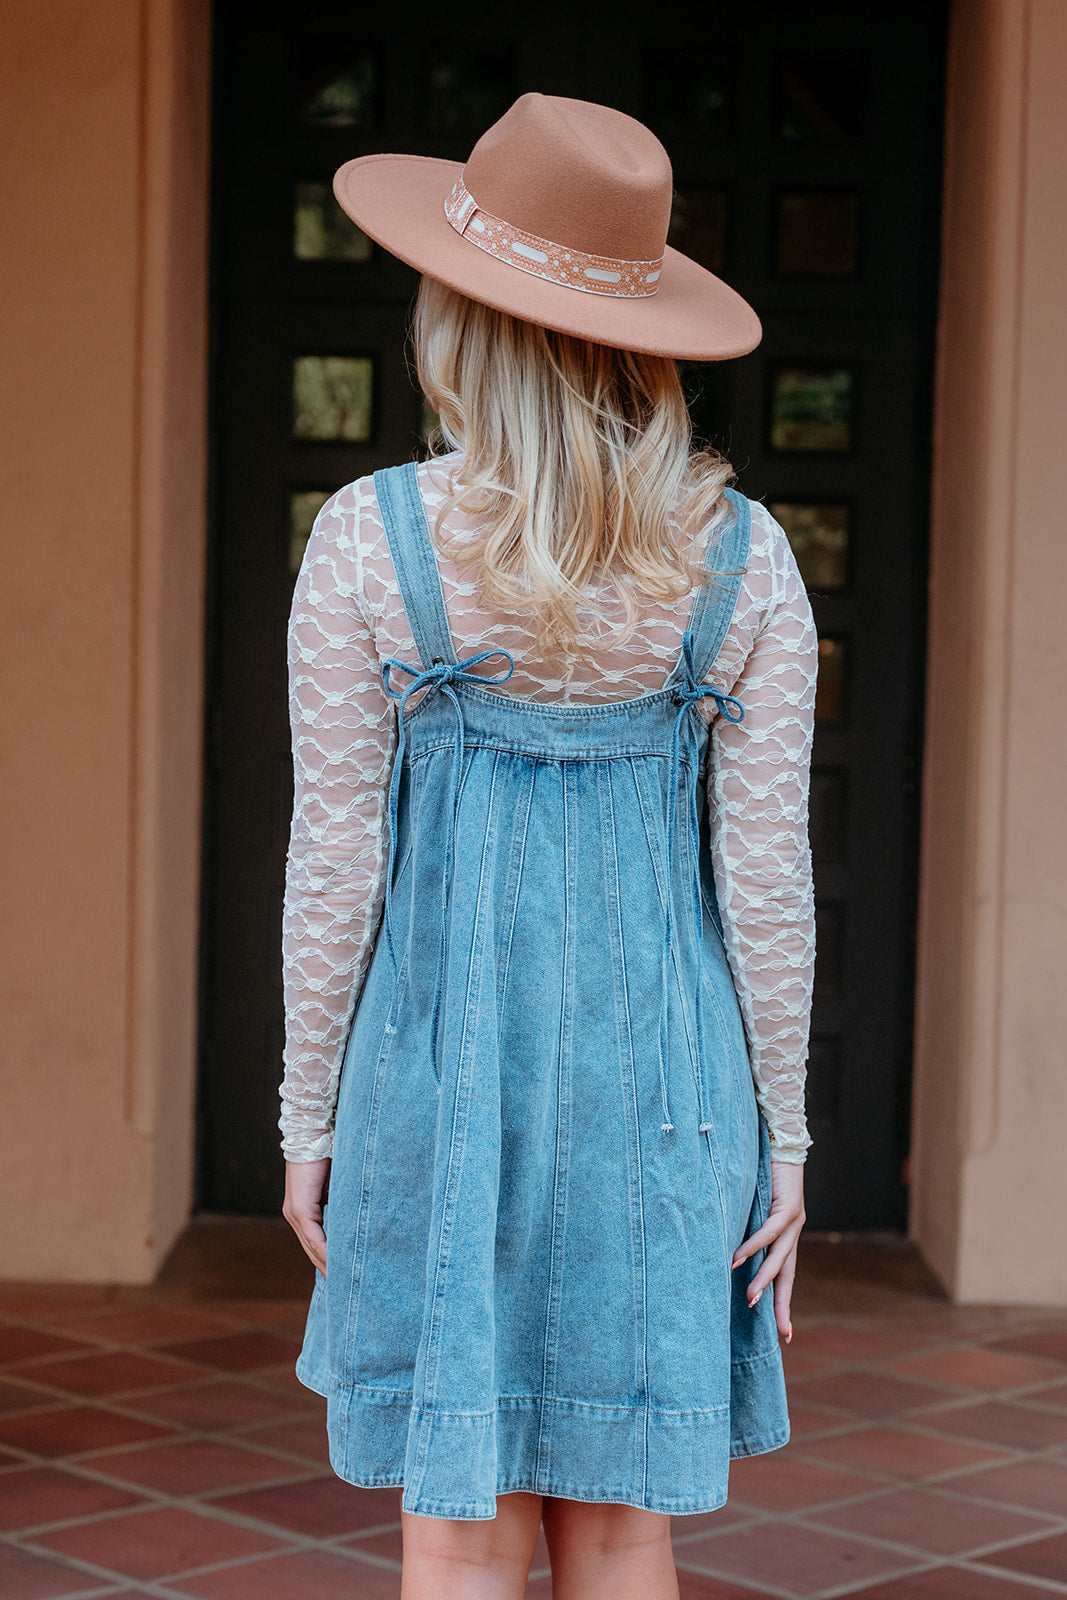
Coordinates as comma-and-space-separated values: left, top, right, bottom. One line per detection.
294, 468, 791, 1518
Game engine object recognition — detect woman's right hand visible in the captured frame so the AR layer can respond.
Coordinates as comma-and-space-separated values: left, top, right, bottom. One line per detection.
283, 1157, 331, 1276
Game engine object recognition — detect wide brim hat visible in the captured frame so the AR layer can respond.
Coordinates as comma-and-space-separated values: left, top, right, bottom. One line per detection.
332, 92, 761, 362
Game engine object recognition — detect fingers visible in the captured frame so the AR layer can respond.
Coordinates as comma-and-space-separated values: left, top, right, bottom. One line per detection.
282, 1156, 331, 1279
282, 1203, 327, 1275
773, 1247, 797, 1342
731, 1216, 776, 1268
730, 1190, 805, 1338
736, 1228, 798, 1310
296, 1220, 327, 1277
730, 1202, 801, 1272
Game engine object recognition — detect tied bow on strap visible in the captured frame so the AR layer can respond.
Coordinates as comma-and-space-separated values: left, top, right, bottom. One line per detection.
658, 631, 745, 1135
380, 648, 515, 1083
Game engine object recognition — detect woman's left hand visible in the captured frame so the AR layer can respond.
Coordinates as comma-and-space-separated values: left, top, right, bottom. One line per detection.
730, 1160, 805, 1343
283, 1157, 331, 1276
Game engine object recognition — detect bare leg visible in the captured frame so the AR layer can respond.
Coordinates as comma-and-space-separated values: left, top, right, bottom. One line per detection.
400, 1490, 543, 1600
541, 1498, 679, 1600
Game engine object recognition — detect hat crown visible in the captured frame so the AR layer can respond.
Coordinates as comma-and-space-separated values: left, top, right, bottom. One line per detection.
463, 93, 673, 263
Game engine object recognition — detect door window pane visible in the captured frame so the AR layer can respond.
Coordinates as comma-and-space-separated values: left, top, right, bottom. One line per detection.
289, 489, 334, 574
770, 366, 853, 453
299, 46, 377, 128
770, 500, 850, 590
776, 54, 863, 142
668, 188, 728, 274
815, 637, 847, 724
425, 49, 517, 132
645, 51, 733, 137
294, 181, 372, 262
776, 191, 860, 275
292, 356, 373, 441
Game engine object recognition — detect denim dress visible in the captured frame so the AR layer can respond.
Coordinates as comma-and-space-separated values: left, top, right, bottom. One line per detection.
295, 461, 790, 1518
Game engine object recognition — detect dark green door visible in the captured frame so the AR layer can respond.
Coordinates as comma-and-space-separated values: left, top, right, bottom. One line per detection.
201, 0, 946, 1222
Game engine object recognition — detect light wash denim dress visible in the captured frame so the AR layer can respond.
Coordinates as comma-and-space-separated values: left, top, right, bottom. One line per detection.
296, 461, 790, 1518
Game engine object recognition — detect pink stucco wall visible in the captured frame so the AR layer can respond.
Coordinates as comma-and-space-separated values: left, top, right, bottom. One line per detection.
0, 0, 210, 1279
911, 0, 1067, 1303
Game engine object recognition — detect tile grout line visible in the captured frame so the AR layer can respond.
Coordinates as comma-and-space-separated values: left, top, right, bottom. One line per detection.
670, 1468, 1067, 1542
2, 1300, 1066, 1600
671, 1494, 1067, 1566
1, 1514, 408, 1593
674, 1543, 1067, 1600
789, 1504, 1067, 1561
0, 1415, 339, 1478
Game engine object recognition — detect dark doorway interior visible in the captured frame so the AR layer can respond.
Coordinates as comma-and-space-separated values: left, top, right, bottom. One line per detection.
201, 0, 947, 1223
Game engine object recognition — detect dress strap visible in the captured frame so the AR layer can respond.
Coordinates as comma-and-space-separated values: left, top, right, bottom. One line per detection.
373, 461, 459, 669
665, 486, 752, 690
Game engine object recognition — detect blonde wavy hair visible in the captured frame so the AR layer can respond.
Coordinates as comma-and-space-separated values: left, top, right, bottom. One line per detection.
412, 276, 735, 661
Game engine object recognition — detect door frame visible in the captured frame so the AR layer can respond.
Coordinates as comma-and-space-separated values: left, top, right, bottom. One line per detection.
180, 0, 994, 1296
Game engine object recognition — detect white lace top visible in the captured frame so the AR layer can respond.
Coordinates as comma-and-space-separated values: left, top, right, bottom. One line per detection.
280, 452, 818, 1165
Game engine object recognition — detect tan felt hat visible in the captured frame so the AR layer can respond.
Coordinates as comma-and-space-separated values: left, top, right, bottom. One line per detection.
332, 92, 761, 361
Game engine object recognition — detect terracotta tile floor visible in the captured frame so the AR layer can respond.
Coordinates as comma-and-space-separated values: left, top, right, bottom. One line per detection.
0, 1222, 1065, 1598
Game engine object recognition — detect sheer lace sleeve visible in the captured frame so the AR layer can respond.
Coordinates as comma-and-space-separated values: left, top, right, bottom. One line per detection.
279, 482, 396, 1162
706, 502, 818, 1163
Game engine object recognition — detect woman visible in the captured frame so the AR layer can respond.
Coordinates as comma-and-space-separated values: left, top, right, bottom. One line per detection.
280, 92, 815, 1600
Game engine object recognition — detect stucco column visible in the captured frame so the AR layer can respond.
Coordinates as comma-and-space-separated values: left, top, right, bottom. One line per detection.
0, 0, 210, 1281
912, 0, 1067, 1304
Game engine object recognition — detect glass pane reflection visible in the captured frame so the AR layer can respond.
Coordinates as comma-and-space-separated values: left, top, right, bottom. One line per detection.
776, 55, 863, 142
292, 356, 373, 441
770, 500, 849, 590
289, 489, 333, 575
425, 50, 517, 133
294, 181, 372, 262
770, 366, 853, 453
669, 189, 728, 274
815, 637, 847, 724
777, 191, 859, 275
645, 51, 732, 136
299, 48, 377, 128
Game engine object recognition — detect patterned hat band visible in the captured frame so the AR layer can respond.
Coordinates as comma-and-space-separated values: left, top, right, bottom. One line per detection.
444, 174, 664, 299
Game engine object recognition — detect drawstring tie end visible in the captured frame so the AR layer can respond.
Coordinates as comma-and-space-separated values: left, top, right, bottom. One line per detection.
660, 630, 746, 1148
379, 646, 515, 1087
